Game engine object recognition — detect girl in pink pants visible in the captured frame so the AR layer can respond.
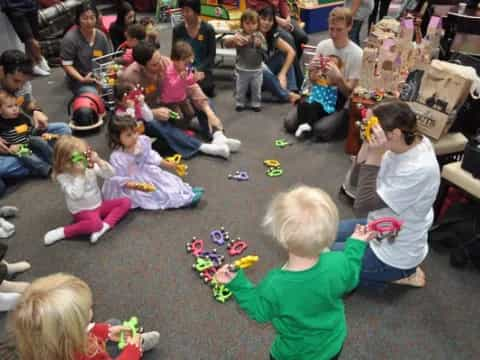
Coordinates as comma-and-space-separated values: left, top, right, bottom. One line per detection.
44, 136, 131, 246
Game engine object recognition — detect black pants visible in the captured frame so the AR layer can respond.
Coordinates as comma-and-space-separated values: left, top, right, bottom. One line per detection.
297, 100, 329, 127
270, 346, 343, 360
278, 20, 309, 58
3, 8, 39, 43
0, 242, 8, 285
368, 0, 392, 31
198, 70, 215, 98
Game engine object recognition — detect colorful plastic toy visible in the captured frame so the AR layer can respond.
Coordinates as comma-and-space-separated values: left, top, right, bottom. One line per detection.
228, 255, 259, 272
227, 238, 248, 256
198, 250, 224, 267
228, 170, 249, 181
186, 237, 205, 256
266, 168, 283, 177
200, 267, 217, 284
125, 182, 156, 192
41, 133, 60, 141
274, 139, 291, 148
165, 154, 188, 177
210, 229, 226, 245
124, 84, 143, 104
192, 257, 214, 272
15, 144, 32, 157
169, 111, 180, 120
263, 159, 281, 168
211, 279, 232, 304
359, 116, 379, 143
118, 316, 141, 350
367, 217, 403, 241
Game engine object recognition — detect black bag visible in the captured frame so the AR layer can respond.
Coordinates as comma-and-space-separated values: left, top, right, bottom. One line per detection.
462, 132, 480, 178
430, 201, 480, 270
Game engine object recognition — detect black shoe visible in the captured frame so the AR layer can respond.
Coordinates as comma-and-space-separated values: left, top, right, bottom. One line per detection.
235, 106, 246, 112
251, 106, 261, 112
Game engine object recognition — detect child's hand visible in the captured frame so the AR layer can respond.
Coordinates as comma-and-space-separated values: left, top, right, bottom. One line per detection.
214, 264, 238, 284
350, 224, 376, 242
194, 71, 205, 82
137, 94, 145, 104
109, 325, 132, 342
127, 333, 142, 347
89, 150, 103, 165
163, 160, 177, 171
253, 36, 262, 48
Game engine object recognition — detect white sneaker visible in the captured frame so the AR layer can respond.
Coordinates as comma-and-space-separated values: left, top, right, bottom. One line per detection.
33, 64, 50, 77
39, 57, 51, 72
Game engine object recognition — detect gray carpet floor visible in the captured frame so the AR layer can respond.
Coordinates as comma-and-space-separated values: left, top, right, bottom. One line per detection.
1, 27, 480, 360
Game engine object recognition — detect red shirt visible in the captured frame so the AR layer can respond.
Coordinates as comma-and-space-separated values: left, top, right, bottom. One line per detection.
247, 0, 290, 19
76, 323, 142, 360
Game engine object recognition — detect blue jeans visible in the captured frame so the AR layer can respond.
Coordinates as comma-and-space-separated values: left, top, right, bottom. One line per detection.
67, 77, 99, 96
0, 122, 71, 179
145, 120, 201, 159
17, 136, 53, 177
262, 52, 297, 102
333, 219, 416, 289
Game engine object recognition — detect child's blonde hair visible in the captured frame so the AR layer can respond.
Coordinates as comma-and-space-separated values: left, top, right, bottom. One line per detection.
10, 273, 93, 360
241, 9, 258, 26
263, 185, 339, 257
52, 135, 89, 178
328, 7, 353, 27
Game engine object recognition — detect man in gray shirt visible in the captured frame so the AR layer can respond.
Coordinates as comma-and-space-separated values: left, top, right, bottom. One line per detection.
284, 7, 363, 142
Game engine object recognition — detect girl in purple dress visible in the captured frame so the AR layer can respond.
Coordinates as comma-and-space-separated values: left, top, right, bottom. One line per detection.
102, 116, 204, 210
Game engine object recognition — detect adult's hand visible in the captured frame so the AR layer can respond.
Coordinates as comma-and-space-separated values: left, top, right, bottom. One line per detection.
32, 110, 48, 129
277, 16, 293, 31
153, 107, 171, 121
81, 72, 100, 85
0, 137, 11, 155
325, 62, 343, 86
277, 73, 288, 89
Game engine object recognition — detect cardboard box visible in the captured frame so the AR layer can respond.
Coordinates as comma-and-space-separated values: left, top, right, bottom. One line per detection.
408, 102, 456, 140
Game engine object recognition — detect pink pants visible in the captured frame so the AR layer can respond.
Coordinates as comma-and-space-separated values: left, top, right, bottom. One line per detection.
64, 198, 131, 238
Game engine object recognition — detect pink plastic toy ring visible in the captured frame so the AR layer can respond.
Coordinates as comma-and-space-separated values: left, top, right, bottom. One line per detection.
186, 237, 204, 256
368, 217, 403, 240
227, 240, 248, 256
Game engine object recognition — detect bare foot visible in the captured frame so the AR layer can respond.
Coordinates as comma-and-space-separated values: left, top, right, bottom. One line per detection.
288, 92, 301, 104
392, 267, 426, 287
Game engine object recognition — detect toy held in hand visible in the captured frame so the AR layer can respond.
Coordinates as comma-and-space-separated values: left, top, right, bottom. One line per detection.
41, 133, 60, 141
125, 182, 156, 192
118, 316, 142, 350
71, 147, 94, 169
15, 144, 32, 157
165, 154, 188, 177
357, 115, 379, 143
123, 84, 144, 107
228, 255, 259, 272
368, 217, 403, 241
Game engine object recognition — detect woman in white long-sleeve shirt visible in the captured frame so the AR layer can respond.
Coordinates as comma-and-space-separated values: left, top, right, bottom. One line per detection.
44, 136, 131, 246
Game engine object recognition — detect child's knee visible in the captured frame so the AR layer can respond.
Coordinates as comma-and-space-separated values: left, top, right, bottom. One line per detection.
89, 219, 104, 233
120, 197, 132, 210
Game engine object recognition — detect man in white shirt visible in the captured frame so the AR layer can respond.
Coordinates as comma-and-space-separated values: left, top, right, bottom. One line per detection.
284, 7, 363, 142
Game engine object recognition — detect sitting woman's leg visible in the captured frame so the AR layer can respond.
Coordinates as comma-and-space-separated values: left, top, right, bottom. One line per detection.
331, 218, 367, 251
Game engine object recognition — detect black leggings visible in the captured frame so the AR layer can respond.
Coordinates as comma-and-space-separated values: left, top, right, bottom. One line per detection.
297, 99, 329, 127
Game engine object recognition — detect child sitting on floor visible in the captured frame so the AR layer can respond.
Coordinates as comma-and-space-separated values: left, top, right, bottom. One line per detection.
102, 116, 203, 210
0, 90, 53, 177
117, 24, 146, 66
43, 136, 131, 246
215, 185, 373, 360
9, 273, 160, 360
295, 55, 343, 138
160, 41, 203, 127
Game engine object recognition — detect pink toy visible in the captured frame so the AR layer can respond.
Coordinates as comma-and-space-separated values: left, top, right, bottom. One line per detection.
186, 237, 205, 256
367, 217, 404, 241
227, 238, 248, 256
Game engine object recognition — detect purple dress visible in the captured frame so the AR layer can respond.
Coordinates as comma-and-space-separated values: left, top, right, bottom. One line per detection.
102, 135, 194, 210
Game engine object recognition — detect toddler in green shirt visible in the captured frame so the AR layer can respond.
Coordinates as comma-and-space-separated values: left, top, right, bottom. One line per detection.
215, 185, 374, 360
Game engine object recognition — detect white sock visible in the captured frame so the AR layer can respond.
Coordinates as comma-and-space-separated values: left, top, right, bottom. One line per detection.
0, 226, 14, 239
90, 222, 110, 244
295, 123, 312, 137
199, 143, 230, 159
0, 280, 30, 293
3, 260, 31, 276
39, 56, 51, 72
0, 292, 22, 312
212, 131, 242, 153
44, 227, 65, 246
0, 218, 15, 233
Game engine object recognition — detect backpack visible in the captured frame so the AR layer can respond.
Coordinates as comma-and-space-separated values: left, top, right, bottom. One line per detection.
429, 200, 480, 270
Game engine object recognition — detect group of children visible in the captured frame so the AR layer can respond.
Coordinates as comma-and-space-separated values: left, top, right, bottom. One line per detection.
0, 9, 378, 360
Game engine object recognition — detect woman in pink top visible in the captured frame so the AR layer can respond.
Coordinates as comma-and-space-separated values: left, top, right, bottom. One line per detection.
160, 41, 205, 127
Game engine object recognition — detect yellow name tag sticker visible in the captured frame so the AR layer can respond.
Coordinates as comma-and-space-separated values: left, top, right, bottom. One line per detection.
93, 49, 104, 57
15, 124, 29, 134
197, 34, 204, 41
145, 84, 157, 94
16, 96, 24, 106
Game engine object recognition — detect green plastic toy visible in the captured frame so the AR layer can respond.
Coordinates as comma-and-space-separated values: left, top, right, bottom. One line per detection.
274, 139, 291, 148
266, 168, 283, 177
169, 111, 180, 120
71, 151, 88, 168
16, 144, 32, 157
118, 316, 140, 350
211, 279, 232, 303
192, 257, 214, 272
